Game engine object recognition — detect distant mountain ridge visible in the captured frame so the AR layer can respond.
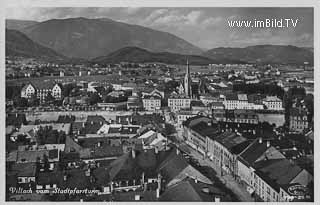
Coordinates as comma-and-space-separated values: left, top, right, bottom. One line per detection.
6, 29, 66, 61
92, 46, 246, 65
6, 19, 38, 30
12, 17, 202, 59
203, 45, 313, 65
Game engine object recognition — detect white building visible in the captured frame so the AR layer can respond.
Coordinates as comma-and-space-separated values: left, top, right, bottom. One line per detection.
262, 96, 283, 111
21, 84, 36, 98
168, 94, 191, 112
223, 93, 264, 110
142, 96, 161, 111
21, 83, 62, 102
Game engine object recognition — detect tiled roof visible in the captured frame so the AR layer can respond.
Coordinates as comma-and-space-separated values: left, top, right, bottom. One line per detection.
254, 159, 303, 191
215, 132, 247, 151
239, 139, 270, 165
10, 162, 37, 177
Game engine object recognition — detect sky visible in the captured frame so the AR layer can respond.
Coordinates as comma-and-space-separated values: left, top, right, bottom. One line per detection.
6, 7, 314, 49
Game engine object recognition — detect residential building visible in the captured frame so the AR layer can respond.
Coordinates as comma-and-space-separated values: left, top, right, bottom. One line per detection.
21, 82, 62, 102
142, 96, 161, 111
237, 138, 286, 194
168, 94, 191, 112
262, 96, 284, 111
289, 108, 309, 133
253, 159, 313, 202
206, 132, 248, 177
183, 116, 220, 155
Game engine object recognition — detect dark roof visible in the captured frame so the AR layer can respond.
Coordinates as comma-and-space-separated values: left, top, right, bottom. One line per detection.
239, 139, 270, 165
37, 171, 64, 185
80, 144, 123, 159
10, 162, 37, 177
86, 115, 106, 124
191, 100, 205, 107
230, 140, 251, 155
215, 132, 246, 151
190, 121, 220, 139
160, 178, 226, 201
290, 107, 308, 116
253, 159, 303, 191
157, 150, 189, 183
80, 122, 103, 134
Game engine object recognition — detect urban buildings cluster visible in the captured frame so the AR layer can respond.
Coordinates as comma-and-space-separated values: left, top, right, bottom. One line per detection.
6, 59, 314, 202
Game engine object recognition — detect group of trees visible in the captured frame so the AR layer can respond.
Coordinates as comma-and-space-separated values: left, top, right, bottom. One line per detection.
36, 126, 66, 145
233, 82, 284, 98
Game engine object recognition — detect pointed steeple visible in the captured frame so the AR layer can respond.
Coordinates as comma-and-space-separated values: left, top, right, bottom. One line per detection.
184, 59, 191, 97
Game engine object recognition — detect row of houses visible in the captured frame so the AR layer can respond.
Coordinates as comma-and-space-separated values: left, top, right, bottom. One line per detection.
182, 116, 313, 202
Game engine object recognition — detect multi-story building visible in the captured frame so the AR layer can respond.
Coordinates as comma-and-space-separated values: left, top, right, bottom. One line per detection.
21, 82, 62, 102
206, 132, 247, 177
223, 93, 264, 110
237, 138, 286, 195
224, 110, 259, 124
168, 94, 191, 112
177, 110, 197, 128
182, 116, 220, 155
142, 96, 161, 111
21, 84, 36, 98
253, 158, 313, 202
262, 96, 283, 111
211, 102, 226, 121
289, 108, 309, 133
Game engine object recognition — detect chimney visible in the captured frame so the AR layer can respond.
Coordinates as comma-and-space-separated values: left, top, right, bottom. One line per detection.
266, 141, 270, 147
85, 168, 91, 177
176, 148, 180, 155
141, 172, 145, 184
135, 195, 140, 201
258, 137, 262, 144
132, 149, 136, 159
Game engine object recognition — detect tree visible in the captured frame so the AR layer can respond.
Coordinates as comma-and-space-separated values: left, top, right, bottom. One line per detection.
88, 92, 102, 105
43, 154, 50, 172
13, 96, 28, 107
45, 93, 55, 104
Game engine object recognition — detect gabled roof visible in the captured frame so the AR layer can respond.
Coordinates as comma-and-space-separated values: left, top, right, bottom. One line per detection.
160, 178, 225, 201
239, 139, 270, 165
10, 162, 37, 177
253, 159, 304, 191
215, 132, 246, 151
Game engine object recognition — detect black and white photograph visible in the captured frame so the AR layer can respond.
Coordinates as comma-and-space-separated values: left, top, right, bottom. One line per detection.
4, 6, 315, 202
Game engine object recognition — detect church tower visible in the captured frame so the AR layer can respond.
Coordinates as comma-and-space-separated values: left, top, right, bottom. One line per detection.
184, 59, 191, 97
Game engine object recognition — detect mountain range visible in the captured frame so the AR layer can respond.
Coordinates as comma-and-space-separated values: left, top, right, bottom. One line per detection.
6, 29, 66, 61
12, 17, 202, 59
203, 45, 313, 65
92, 46, 247, 65
5, 18, 314, 65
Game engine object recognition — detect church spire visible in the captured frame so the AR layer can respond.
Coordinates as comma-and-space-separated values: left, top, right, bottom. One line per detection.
184, 59, 191, 97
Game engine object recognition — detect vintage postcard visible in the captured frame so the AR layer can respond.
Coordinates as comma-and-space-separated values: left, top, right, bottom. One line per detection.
2, 2, 317, 203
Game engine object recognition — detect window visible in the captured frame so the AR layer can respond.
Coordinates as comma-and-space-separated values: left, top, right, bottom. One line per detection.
267, 187, 270, 194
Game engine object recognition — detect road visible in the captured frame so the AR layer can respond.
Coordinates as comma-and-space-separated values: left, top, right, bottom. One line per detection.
181, 143, 254, 202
